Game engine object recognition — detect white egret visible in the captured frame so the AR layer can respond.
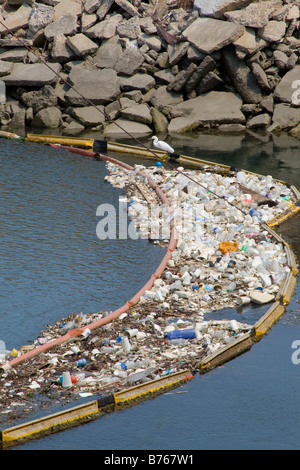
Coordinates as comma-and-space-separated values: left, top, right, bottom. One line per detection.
151, 136, 174, 154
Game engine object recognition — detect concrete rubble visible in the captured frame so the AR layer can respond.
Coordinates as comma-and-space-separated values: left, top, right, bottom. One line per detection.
0, 159, 296, 424
0, 0, 299, 136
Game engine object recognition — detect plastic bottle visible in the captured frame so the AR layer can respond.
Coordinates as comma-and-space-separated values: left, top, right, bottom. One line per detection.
227, 282, 236, 292
164, 329, 196, 340
76, 358, 87, 367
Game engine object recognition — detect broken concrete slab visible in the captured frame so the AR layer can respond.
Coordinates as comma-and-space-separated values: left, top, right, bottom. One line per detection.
65, 68, 120, 106
71, 105, 106, 126
0, 3, 32, 35
66, 33, 98, 57
168, 91, 245, 134
182, 17, 245, 54
193, 0, 251, 18
44, 13, 78, 41
119, 73, 155, 93
223, 46, 263, 104
224, 0, 282, 28
274, 65, 300, 104
94, 35, 122, 69
2, 63, 62, 86
272, 103, 300, 129
103, 117, 152, 135
120, 103, 152, 125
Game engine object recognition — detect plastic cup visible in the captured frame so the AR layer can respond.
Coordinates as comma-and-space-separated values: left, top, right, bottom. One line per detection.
62, 371, 72, 388
236, 296, 251, 306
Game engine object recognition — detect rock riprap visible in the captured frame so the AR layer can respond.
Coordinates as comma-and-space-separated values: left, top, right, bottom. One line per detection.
0, 0, 300, 135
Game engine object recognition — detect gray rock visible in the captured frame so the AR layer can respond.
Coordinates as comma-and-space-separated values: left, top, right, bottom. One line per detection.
137, 33, 162, 53
224, 1, 282, 28
103, 117, 152, 135
193, 0, 250, 19
28, 3, 54, 34
104, 100, 121, 121
120, 103, 152, 125
139, 17, 156, 34
185, 56, 217, 93
233, 27, 267, 55
251, 63, 271, 92
71, 105, 106, 126
44, 13, 78, 41
0, 48, 28, 63
114, 0, 140, 17
86, 14, 122, 39
151, 107, 169, 134
119, 73, 155, 93
150, 85, 183, 116
167, 42, 189, 67
196, 71, 223, 95
272, 103, 300, 129
84, 0, 101, 14
20, 85, 58, 113
183, 17, 244, 54
10, 107, 26, 128
114, 48, 144, 75
154, 68, 175, 85
257, 20, 286, 42
117, 16, 141, 39
32, 106, 63, 128
66, 34, 98, 57
81, 12, 97, 33
260, 94, 274, 114
167, 63, 197, 93
2, 63, 61, 86
246, 113, 271, 129
65, 68, 120, 105
51, 33, 77, 63
223, 47, 263, 104
0, 60, 13, 77
95, 35, 122, 69
274, 65, 300, 104
53, 0, 82, 20
0, 3, 32, 35
96, 0, 114, 20
273, 50, 289, 70
168, 91, 245, 134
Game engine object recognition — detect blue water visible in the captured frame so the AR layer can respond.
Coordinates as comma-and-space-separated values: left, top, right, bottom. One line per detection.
1, 131, 300, 450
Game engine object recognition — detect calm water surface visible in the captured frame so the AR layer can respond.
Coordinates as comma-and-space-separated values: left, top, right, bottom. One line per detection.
1, 130, 300, 450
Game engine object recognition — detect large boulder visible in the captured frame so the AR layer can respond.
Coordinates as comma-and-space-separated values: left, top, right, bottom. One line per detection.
182, 17, 244, 54
193, 0, 251, 18
65, 68, 120, 105
20, 85, 58, 114
168, 91, 245, 133
223, 46, 263, 103
32, 107, 63, 128
2, 63, 61, 87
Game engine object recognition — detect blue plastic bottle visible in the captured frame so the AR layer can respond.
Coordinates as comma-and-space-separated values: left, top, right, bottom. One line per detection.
164, 329, 196, 340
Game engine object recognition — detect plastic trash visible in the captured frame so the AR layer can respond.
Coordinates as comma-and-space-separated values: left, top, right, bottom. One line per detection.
121, 335, 131, 354
165, 329, 196, 340
76, 358, 88, 367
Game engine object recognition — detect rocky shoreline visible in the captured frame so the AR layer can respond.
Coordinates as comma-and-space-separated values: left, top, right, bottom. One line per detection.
0, 0, 300, 137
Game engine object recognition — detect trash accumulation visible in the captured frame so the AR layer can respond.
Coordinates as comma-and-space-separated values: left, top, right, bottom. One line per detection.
0, 161, 296, 425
